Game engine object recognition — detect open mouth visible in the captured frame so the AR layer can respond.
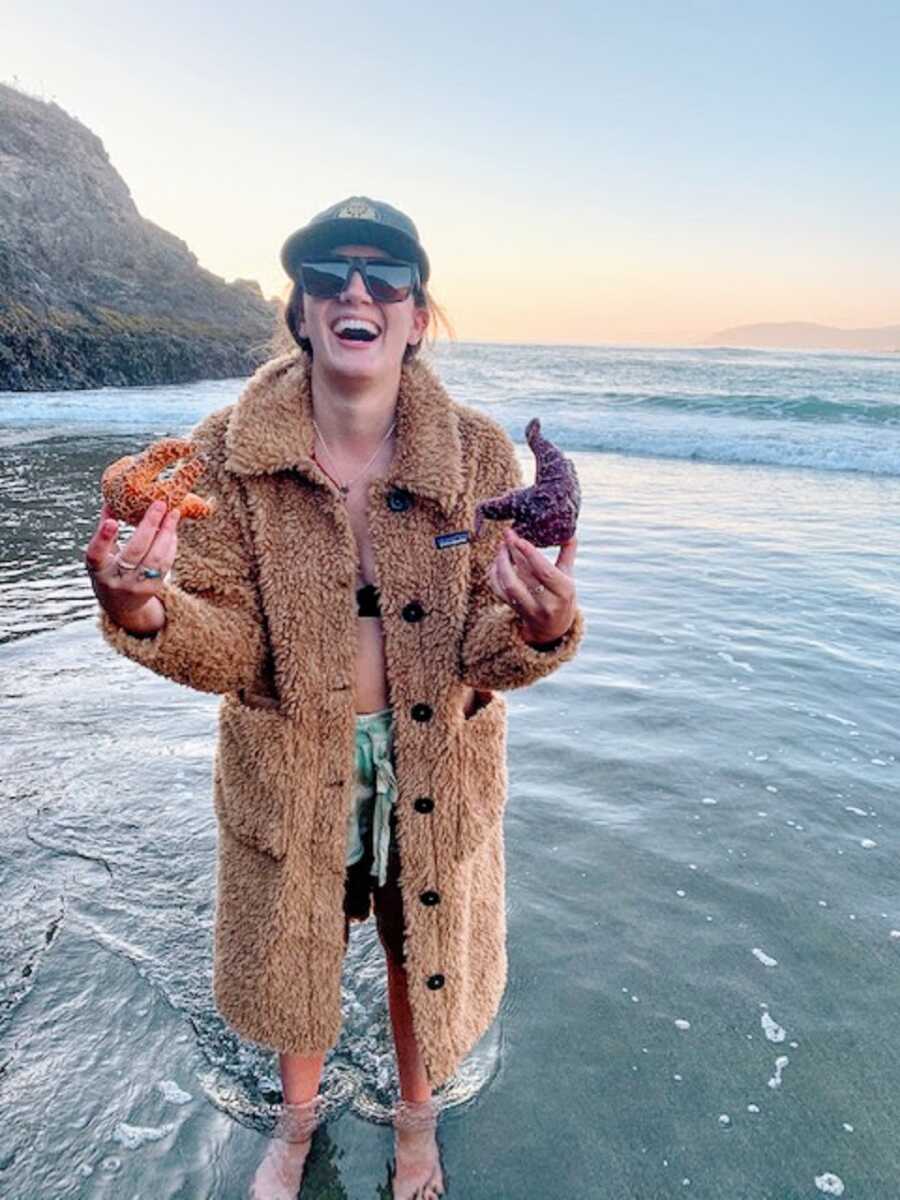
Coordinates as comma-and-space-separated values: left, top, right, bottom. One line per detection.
331, 317, 382, 344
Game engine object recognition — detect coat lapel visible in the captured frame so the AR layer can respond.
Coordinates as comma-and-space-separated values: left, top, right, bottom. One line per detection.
224, 350, 465, 518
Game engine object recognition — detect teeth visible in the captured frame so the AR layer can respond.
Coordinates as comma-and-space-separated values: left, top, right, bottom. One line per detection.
333, 318, 380, 336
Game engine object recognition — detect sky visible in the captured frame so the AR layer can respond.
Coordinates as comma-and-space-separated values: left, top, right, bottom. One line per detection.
4, 0, 900, 346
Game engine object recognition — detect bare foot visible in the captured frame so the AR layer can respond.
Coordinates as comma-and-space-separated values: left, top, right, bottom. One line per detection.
249, 1096, 321, 1200
391, 1097, 445, 1200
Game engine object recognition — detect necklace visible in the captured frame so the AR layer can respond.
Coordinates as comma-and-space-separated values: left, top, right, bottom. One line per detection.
311, 417, 396, 498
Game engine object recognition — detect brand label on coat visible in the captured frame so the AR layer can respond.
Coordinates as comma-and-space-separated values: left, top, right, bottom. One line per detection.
434, 530, 471, 550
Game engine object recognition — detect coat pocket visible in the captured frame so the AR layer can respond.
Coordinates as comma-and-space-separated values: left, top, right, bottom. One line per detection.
213, 693, 294, 859
454, 690, 508, 863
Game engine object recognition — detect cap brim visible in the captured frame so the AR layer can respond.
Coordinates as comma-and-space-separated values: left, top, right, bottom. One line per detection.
281, 219, 430, 284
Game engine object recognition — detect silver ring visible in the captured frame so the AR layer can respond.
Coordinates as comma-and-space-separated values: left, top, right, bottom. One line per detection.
531, 584, 545, 595
117, 558, 141, 571
140, 567, 163, 580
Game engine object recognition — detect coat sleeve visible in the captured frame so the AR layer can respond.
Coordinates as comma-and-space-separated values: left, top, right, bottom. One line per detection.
96, 413, 268, 695
459, 422, 585, 691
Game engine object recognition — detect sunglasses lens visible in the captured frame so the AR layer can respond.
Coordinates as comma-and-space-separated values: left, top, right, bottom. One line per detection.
299, 260, 347, 298
364, 262, 416, 302
300, 259, 417, 302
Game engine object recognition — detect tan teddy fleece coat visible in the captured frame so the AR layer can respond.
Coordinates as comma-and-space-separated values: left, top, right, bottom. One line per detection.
97, 349, 585, 1089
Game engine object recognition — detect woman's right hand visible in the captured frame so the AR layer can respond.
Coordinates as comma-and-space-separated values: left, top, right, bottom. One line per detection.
84, 500, 181, 634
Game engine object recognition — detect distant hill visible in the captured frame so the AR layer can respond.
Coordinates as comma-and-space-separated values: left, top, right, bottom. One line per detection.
700, 322, 900, 352
0, 83, 278, 390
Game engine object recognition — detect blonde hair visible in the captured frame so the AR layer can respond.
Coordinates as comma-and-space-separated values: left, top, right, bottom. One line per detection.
272, 278, 454, 362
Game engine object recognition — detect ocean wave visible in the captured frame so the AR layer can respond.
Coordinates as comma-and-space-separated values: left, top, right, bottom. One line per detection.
4, 344, 900, 479
601, 392, 900, 426
510, 413, 900, 477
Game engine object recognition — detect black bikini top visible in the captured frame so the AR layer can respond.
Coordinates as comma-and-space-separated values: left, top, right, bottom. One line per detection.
356, 582, 381, 618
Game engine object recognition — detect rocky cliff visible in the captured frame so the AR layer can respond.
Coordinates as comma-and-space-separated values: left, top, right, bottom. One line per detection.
0, 84, 278, 390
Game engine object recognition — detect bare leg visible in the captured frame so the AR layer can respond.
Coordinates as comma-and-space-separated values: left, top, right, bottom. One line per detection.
248, 1051, 326, 1200
385, 953, 445, 1199
386, 955, 431, 1102
280, 1050, 327, 1104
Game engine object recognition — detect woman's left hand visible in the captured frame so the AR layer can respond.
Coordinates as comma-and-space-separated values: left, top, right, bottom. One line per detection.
487, 527, 578, 645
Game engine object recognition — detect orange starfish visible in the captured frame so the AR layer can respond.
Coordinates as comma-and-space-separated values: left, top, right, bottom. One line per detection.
100, 438, 214, 524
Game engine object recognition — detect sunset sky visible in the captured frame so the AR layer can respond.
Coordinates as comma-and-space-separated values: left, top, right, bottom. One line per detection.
5, 0, 900, 345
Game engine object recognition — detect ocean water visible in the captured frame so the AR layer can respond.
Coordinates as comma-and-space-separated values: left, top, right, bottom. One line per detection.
1, 343, 899, 1198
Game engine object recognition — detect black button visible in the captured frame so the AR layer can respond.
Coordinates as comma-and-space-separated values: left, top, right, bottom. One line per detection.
420, 890, 440, 906
426, 973, 445, 990
327, 779, 345, 787
401, 600, 425, 623
414, 796, 434, 813
411, 703, 433, 722
387, 488, 414, 512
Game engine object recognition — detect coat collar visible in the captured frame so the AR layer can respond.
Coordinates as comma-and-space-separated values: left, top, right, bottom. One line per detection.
224, 350, 464, 516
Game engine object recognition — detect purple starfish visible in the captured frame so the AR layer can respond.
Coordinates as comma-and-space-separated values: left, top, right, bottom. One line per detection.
473, 418, 581, 547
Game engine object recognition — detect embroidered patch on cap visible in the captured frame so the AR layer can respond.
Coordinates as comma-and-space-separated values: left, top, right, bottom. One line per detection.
337, 199, 380, 221
434, 530, 471, 550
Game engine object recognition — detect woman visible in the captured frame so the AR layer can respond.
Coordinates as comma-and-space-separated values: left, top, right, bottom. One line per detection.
85, 196, 585, 1199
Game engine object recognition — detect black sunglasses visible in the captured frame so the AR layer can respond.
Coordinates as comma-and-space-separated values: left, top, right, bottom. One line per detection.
298, 256, 421, 303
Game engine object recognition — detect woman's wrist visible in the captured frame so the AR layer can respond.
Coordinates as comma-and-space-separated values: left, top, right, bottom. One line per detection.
107, 595, 167, 637
527, 633, 566, 652
516, 617, 571, 652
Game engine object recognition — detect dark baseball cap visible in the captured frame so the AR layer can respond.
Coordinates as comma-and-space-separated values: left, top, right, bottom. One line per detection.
281, 196, 430, 285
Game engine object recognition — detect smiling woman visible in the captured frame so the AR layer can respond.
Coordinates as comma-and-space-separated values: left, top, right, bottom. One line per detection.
279, 242, 452, 364
88, 193, 584, 1200
276, 199, 448, 367
291, 242, 429, 376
